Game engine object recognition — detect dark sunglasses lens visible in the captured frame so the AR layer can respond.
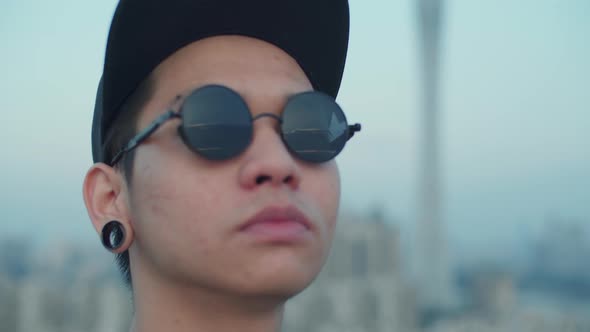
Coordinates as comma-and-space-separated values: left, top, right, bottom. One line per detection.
180, 85, 252, 160
281, 92, 349, 163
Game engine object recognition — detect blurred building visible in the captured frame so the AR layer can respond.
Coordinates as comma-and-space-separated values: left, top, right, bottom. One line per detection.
284, 214, 418, 332
0, 239, 132, 332
415, 0, 453, 311
0, 276, 18, 332
13, 277, 131, 332
524, 220, 590, 298
425, 306, 590, 332
470, 270, 516, 320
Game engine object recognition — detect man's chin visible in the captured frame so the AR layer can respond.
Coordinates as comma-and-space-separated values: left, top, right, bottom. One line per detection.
231, 269, 320, 300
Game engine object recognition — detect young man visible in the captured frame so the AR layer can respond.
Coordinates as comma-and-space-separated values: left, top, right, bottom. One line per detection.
83, 0, 360, 331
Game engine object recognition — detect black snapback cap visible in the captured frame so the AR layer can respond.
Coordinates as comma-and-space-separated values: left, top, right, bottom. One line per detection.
92, 0, 350, 163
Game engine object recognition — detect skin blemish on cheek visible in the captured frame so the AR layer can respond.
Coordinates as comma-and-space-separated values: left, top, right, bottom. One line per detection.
146, 195, 169, 217
132, 172, 180, 220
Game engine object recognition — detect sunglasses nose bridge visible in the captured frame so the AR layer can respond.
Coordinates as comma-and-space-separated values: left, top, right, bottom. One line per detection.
252, 112, 281, 123
250, 112, 283, 137
249, 116, 290, 156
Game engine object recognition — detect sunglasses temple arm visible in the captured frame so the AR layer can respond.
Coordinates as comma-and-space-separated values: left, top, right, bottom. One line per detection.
347, 123, 361, 140
110, 111, 180, 165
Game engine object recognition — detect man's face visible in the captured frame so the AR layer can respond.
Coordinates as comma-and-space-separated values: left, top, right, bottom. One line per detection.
124, 35, 341, 297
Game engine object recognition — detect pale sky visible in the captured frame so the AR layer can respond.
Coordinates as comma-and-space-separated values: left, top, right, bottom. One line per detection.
1, 0, 588, 260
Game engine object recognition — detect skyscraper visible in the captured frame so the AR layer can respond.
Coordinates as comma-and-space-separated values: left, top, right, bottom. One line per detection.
415, 0, 452, 310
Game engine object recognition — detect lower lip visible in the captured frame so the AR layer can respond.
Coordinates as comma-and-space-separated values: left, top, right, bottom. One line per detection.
240, 220, 309, 242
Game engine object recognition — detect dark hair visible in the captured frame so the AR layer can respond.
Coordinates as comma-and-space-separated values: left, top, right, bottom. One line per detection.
102, 74, 155, 286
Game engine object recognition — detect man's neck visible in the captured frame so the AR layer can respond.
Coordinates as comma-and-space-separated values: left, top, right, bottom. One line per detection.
130, 276, 286, 332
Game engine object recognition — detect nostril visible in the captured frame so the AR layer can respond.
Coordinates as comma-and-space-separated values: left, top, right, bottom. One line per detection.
256, 175, 271, 185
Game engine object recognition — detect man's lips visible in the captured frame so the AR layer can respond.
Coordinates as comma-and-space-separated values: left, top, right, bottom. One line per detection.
239, 205, 312, 241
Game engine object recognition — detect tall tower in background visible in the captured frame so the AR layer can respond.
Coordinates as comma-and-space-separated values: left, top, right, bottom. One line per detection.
416, 0, 452, 311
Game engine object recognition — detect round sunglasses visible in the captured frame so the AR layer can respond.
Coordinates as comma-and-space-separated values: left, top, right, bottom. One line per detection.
110, 84, 361, 166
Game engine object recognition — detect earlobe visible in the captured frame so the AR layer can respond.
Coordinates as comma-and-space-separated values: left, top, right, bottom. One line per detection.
82, 163, 134, 252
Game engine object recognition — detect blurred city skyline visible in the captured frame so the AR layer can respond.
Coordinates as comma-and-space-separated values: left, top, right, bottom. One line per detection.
2, 215, 589, 331
1, 0, 589, 261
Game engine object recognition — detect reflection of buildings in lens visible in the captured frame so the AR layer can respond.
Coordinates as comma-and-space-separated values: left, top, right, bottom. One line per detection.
327, 111, 347, 142
285, 130, 335, 153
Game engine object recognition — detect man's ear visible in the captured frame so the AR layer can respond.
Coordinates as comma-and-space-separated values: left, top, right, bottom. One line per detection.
82, 163, 134, 253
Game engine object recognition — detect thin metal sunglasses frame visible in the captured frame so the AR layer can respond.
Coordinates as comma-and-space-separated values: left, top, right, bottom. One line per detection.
109, 92, 361, 166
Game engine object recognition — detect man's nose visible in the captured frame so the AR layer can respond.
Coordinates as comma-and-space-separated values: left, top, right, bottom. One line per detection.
237, 118, 301, 190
